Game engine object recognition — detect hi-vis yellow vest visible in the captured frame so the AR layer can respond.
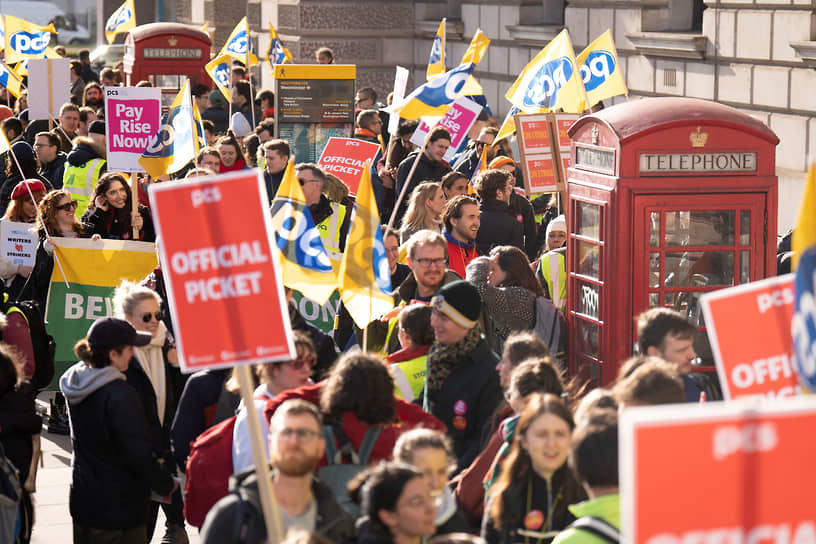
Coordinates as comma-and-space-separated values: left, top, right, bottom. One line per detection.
540, 250, 567, 310
390, 355, 428, 402
63, 158, 105, 218
316, 201, 346, 263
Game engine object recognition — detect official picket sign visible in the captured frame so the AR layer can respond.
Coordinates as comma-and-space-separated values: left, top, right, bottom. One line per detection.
150, 169, 294, 371
104, 86, 162, 172
701, 275, 801, 401
620, 398, 816, 544
317, 137, 381, 196
410, 96, 483, 161
0, 221, 37, 268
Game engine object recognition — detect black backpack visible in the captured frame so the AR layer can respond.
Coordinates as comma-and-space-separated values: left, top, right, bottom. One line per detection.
1, 296, 55, 390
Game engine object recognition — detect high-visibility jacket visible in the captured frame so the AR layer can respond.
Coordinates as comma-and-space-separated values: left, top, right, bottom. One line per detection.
389, 355, 428, 402
62, 158, 105, 218
315, 201, 347, 264
539, 249, 567, 310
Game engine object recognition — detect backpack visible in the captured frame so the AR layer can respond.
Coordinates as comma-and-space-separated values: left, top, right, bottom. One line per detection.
316, 424, 382, 517
533, 296, 567, 359
567, 516, 620, 544
0, 442, 21, 543
1, 298, 55, 389
184, 415, 237, 528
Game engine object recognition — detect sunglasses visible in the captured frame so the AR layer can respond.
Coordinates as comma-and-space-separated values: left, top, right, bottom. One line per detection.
141, 311, 164, 323
283, 355, 316, 370
56, 200, 78, 212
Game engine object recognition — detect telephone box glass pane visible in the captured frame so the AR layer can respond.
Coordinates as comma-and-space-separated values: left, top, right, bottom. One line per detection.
674, 292, 705, 326
740, 211, 751, 245
575, 319, 599, 358
664, 251, 734, 287
740, 251, 750, 284
576, 281, 600, 319
577, 241, 600, 278
665, 211, 735, 247
650, 212, 660, 247
576, 202, 600, 240
664, 292, 676, 307
649, 252, 660, 288
649, 293, 659, 307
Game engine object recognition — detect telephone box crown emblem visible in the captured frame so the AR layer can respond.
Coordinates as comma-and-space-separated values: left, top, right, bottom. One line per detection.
168, 36, 178, 47
591, 125, 599, 145
690, 126, 708, 148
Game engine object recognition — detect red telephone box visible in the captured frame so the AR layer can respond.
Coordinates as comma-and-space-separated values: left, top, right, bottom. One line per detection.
565, 97, 779, 387
123, 23, 212, 107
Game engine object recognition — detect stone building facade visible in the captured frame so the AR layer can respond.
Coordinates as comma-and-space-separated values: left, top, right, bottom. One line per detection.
177, 0, 815, 232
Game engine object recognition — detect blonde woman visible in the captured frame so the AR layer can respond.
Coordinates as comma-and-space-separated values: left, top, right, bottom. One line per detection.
400, 182, 446, 243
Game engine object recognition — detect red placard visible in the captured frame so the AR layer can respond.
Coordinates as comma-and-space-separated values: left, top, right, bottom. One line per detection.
701, 275, 801, 401
524, 154, 558, 194
149, 170, 294, 372
555, 114, 577, 149
318, 137, 381, 196
621, 399, 816, 544
517, 114, 552, 154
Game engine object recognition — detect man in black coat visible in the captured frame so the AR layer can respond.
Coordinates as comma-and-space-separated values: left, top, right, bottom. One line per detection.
473, 169, 524, 256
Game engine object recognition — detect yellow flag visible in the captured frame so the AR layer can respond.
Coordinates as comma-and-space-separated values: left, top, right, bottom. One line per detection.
0, 126, 11, 154
0, 62, 24, 99
338, 162, 394, 328
505, 29, 587, 114
793, 164, 816, 270
218, 17, 258, 67
494, 106, 520, 143
270, 161, 338, 304
138, 80, 197, 179
266, 22, 292, 71
205, 54, 232, 102
105, 0, 136, 44
576, 30, 628, 111
387, 61, 478, 121
458, 29, 490, 96
4, 15, 56, 64
426, 19, 446, 80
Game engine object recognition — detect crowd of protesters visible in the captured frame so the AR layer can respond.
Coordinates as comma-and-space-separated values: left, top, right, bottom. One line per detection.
0, 46, 726, 544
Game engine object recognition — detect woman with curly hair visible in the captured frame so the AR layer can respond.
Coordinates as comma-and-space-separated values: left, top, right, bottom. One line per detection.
400, 182, 446, 243
466, 245, 545, 353
21, 190, 92, 309
217, 131, 249, 173
82, 172, 154, 241
263, 351, 445, 469
481, 394, 586, 544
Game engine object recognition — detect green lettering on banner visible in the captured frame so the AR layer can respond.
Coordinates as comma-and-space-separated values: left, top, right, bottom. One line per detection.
47, 282, 116, 363
290, 289, 341, 334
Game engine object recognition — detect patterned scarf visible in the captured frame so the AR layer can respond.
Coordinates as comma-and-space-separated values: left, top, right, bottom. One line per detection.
424, 324, 482, 410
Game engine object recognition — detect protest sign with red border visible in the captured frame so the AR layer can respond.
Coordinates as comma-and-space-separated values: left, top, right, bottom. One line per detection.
410, 96, 483, 162
517, 114, 553, 155
701, 274, 801, 401
620, 398, 816, 544
318, 137, 381, 196
149, 169, 294, 372
105, 86, 162, 172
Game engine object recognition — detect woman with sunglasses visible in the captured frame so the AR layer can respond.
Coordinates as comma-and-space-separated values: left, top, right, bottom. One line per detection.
231, 331, 317, 473
113, 280, 188, 544
83, 172, 155, 242
21, 190, 92, 309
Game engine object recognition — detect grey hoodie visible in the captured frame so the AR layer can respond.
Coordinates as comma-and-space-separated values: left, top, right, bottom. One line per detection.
59, 361, 125, 405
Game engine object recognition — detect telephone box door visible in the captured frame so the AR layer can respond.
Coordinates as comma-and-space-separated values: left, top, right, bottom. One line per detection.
632, 192, 768, 335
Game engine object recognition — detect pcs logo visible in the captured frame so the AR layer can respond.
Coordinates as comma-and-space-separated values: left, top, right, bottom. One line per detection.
213, 63, 230, 87
429, 36, 442, 64
106, 7, 132, 31
522, 57, 572, 109
580, 50, 615, 91
414, 62, 474, 108
227, 32, 249, 55
9, 31, 50, 56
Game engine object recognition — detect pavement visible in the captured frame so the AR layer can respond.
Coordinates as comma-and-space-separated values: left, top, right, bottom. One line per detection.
30, 391, 201, 544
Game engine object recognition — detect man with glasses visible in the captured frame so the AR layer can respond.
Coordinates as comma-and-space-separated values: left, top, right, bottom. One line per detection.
35, 132, 67, 189
296, 163, 349, 265
200, 399, 355, 543
354, 109, 386, 210
452, 126, 497, 179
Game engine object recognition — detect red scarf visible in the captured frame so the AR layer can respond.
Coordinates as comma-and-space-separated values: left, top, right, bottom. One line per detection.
220, 158, 246, 173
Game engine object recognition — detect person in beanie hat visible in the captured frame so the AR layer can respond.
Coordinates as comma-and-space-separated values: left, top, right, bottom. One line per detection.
535, 214, 567, 310
63, 120, 107, 218
423, 280, 501, 472
59, 317, 176, 543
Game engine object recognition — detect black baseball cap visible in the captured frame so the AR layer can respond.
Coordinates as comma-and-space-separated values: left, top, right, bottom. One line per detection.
87, 317, 151, 351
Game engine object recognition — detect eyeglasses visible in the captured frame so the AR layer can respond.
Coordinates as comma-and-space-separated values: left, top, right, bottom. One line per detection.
277, 428, 320, 440
33, 143, 54, 148
414, 257, 447, 269
56, 200, 78, 212
141, 311, 164, 323
298, 177, 317, 186
282, 355, 316, 371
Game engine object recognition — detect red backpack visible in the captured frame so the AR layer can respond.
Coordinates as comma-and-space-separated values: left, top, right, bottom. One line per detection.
183, 415, 236, 528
